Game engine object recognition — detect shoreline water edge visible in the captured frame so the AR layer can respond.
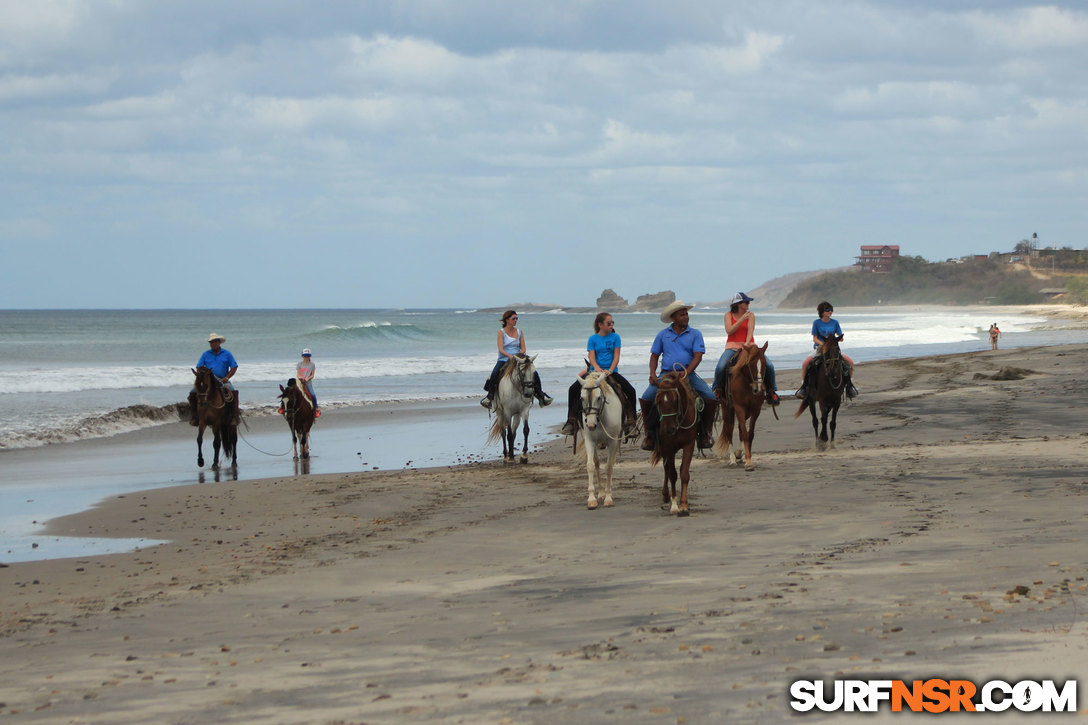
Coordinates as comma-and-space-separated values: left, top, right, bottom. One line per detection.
3, 303, 1088, 564
2, 337, 1088, 721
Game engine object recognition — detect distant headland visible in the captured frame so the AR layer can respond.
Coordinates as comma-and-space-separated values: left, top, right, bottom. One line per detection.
478, 289, 678, 314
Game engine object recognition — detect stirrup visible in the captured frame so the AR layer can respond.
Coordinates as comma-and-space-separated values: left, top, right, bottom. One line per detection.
480, 397, 492, 409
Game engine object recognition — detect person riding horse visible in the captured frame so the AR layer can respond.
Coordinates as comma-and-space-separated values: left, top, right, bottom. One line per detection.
797, 302, 856, 400
560, 311, 638, 438
188, 333, 240, 426
711, 291, 780, 406
480, 310, 553, 409
640, 301, 718, 451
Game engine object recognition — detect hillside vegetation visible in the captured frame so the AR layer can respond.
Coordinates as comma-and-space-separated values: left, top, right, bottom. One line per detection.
780, 256, 1046, 308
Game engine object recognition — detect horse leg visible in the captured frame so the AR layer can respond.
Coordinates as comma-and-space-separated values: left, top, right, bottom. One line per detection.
664, 455, 679, 514
719, 402, 737, 465
211, 426, 222, 470
809, 400, 822, 449
196, 423, 206, 468
586, 446, 599, 509
602, 443, 617, 507
828, 402, 839, 449
519, 416, 529, 464
291, 426, 299, 461
227, 424, 237, 467
503, 420, 514, 463
819, 404, 830, 445
743, 410, 760, 471
301, 427, 309, 459
678, 443, 693, 515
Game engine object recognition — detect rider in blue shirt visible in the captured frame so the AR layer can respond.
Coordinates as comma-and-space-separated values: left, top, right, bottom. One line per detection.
188, 333, 240, 425
798, 302, 855, 399
640, 301, 718, 451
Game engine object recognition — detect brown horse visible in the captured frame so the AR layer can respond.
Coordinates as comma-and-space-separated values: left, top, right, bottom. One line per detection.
192, 366, 237, 469
279, 378, 315, 460
717, 342, 769, 471
651, 371, 698, 516
795, 335, 846, 449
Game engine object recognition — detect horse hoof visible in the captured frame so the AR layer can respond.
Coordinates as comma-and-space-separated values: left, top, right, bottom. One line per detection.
587, 499, 598, 510
519, 456, 528, 464
293, 455, 299, 461
603, 497, 614, 507
745, 464, 755, 472
678, 508, 690, 517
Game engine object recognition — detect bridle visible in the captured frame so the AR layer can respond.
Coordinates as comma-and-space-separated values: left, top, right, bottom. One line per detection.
655, 374, 696, 435
511, 356, 535, 400
820, 340, 845, 390
194, 369, 226, 409
736, 348, 766, 398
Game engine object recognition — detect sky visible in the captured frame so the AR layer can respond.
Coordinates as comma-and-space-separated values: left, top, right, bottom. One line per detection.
1, 1, 1086, 309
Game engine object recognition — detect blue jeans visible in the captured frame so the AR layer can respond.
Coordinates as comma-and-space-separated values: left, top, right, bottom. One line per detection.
641, 372, 716, 402
713, 349, 777, 393
302, 380, 317, 407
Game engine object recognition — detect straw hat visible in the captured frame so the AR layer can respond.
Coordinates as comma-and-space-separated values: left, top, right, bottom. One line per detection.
207, 333, 226, 343
659, 300, 695, 324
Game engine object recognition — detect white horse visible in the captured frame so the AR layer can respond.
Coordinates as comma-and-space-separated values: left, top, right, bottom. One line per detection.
578, 371, 623, 509
487, 354, 537, 463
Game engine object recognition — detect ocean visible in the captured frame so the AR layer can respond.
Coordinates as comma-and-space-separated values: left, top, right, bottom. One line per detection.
1, 305, 1084, 450
3, 305, 1087, 562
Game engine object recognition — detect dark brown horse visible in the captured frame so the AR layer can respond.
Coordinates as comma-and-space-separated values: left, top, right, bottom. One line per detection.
192, 366, 237, 469
279, 378, 315, 460
717, 342, 769, 471
795, 335, 846, 449
651, 371, 698, 516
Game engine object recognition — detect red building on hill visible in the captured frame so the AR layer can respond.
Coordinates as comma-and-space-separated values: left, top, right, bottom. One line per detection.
856, 244, 900, 273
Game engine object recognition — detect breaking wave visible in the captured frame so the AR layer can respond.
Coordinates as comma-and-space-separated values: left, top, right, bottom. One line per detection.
0, 403, 186, 450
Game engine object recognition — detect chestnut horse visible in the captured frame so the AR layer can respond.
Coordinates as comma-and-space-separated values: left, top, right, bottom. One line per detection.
192, 366, 237, 469
795, 334, 846, 449
487, 353, 537, 463
279, 378, 315, 460
717, 342, 769, 471
651, 371, 698, 516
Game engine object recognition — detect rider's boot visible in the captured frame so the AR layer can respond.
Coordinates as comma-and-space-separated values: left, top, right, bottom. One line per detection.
560, 414, 578, 436
767, 389, 780, 406
622, 406, 637, 438
533, 373, 553, 407
639, 399, 656, 452
187, 391, 199, 426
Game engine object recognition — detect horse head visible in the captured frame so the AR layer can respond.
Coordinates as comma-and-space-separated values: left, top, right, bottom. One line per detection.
579, 371, 609, 432
193, 366, 218, 403
655, 371, 692, 436
735, 342, 769, 397
509, 353, 537, 400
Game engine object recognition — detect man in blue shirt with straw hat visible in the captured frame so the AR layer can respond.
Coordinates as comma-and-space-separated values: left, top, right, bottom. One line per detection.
639, 300, 718, 451
188, 333, 239, 426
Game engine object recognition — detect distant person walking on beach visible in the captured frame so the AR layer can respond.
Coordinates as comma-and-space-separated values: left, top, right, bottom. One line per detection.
189, 333, 239, 425
797, 302, 855, 399
640, 301, 718, 451
711, 292, 780, 406
559, 312, 638, 437
282, 348, 320, 418
989, 323, 1001, 350
480, 310, 553, 409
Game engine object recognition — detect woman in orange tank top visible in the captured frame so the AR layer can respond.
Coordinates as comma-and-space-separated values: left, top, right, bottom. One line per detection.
712, 292, 779, 405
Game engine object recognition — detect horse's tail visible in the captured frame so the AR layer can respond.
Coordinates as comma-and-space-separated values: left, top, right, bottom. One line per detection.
486, 412, 505, 444
649, 448, 661, 468
794, 398, 811, 419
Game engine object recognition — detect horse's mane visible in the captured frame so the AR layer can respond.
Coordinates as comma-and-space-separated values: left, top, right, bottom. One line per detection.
500, 353, 530, 378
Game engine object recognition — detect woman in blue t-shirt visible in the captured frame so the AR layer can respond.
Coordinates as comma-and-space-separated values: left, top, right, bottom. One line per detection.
798, 301, 855, 398
560, 312, 637, 436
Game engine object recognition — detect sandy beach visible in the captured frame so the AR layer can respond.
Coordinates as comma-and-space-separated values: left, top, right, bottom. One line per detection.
3, 342, 1088, 722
